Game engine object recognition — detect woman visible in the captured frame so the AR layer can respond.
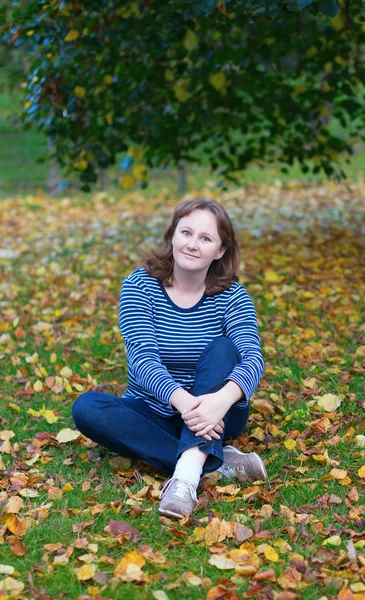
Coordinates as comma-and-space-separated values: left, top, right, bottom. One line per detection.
72, 198, 267, 519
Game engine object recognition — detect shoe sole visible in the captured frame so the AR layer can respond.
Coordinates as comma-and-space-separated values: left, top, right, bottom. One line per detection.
224, 445, 268, 481
158, 507, 188, 519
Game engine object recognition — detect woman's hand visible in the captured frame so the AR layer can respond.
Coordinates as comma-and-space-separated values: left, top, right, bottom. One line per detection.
182, 392, 232, 438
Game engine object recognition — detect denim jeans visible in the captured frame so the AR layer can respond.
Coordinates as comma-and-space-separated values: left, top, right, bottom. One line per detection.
72, 337, 249, 475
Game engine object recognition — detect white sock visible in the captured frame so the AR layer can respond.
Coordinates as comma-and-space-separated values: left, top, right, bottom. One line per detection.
173, 457, 203, 489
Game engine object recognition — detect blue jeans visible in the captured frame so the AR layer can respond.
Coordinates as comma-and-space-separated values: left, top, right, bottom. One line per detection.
72, 337, 249, 475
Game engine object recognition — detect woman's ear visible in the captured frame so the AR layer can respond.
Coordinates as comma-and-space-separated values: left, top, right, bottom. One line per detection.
215, 247, 226, 260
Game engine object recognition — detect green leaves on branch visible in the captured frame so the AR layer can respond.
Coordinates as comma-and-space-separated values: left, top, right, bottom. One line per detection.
4, 0, 365, 190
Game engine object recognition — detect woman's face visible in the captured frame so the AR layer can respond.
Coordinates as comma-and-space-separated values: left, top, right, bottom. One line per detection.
171, 209, 225, 276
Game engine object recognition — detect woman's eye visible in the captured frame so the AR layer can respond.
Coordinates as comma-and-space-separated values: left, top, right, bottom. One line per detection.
202, 236, 211, 242
182, 230, 190, 236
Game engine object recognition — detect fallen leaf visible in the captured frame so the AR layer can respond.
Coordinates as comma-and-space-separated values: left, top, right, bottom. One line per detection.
0, 565, 15, 575
56, 428, 80, 443
323, 535, 342, 546
284, 439, 297, 450
5, 514, 27, 536
2, 496, 24, 514
152, 592, 169, 600
106, 520, 140, 540
264, 546, 279, 562
357, 466, 365, 478
7, 536, 27, 556
0, 577, 25, 595
114, 550, 146, 576
208, 554, 236, 570
75, 564, 96, 581
330, 468, 348, 480
314, 393, 343, 411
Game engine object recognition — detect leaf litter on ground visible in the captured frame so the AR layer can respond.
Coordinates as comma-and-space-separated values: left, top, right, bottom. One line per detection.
0, 179, 364, 599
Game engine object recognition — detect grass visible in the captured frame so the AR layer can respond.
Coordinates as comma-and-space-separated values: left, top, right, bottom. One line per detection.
0, 182, 364, 599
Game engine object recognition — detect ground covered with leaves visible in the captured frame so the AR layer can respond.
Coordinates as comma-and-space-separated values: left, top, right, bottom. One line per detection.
0, 180, 365, 600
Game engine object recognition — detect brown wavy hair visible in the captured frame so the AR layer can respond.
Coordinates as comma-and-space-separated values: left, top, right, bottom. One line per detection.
141, 198, 240, 295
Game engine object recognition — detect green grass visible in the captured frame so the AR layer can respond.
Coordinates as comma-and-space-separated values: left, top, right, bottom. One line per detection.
0, 186, 364, 598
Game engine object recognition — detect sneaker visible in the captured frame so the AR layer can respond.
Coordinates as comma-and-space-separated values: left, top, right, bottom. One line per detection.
218, 445, 268, 481
159, 478, 197, 519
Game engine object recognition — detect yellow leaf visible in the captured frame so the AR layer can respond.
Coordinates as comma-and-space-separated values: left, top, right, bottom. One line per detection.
0, 577, 25, 595
62, 483, 74, 493
356, 345, 365, 356
173, 82, 189, 102
75, 564, 96, 581
33, 380, 43, 392
323, 535, 341, 546
209, 72, 227, 91
106, 112, 113, 125
41, 408, 59, 424
119, 175, 135, 189
264, 546, 279, 562
50, 353, 57, 363
104, 75, 113, 85
264, 270, 281, 283
114, 550, 146, 576
8, 403, 20, 412
208, 554, 235, 570
60, 366, 73, 378
357, 466, 365, 478
0, 457, 5, 470
65, 29, 80, 42
330, 468, 348, 480
74, 159, 88, 171
284, 439, 297, 450
74, 86, 86, 99
314, 393, 343, 412
56, 428, 80, 444
132, 165, 147, 179
183, 29, 199, 51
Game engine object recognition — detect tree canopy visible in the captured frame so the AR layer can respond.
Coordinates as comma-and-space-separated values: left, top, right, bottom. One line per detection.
2, 0, 365, 190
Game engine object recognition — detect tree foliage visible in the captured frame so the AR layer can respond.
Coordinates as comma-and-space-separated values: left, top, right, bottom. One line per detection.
2, 0, 365, 190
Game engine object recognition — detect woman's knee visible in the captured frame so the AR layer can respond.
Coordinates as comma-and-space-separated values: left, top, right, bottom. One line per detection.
72, 391, 101, 430
201, 336, 241, 364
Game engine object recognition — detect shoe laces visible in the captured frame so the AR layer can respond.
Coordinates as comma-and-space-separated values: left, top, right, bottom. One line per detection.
160, 477, 197, 501
218, 464, 246, 478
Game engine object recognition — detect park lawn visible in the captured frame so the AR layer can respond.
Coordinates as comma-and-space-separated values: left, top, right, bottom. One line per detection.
0, 181, 364, 600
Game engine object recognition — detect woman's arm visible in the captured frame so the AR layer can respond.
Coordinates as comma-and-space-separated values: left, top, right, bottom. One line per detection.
119, 277, 182, 407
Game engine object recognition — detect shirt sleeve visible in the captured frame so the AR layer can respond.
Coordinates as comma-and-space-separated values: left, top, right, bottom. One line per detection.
223, 285, 264, 408
119, 277, 182, 406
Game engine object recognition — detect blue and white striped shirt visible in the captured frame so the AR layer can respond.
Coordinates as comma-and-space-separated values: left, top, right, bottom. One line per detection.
119, 268, 264, 417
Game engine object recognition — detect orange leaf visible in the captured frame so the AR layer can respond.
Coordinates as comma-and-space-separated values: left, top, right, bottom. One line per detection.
330, 468, 348, 480
114, 550, 146, 576
7, 536, 27, 556
5, 515, 27, 537
3, 496, 24, 514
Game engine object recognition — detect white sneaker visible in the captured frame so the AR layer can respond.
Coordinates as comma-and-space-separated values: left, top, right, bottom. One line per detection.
218, 445, 268, 481
159, 478, 197, 519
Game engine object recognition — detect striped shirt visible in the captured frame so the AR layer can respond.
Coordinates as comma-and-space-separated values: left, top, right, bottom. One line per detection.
119, 267, 264, 417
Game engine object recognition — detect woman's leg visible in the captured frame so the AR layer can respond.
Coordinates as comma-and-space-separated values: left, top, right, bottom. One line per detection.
72, 391, 184, 474
177, 336, 247, 473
